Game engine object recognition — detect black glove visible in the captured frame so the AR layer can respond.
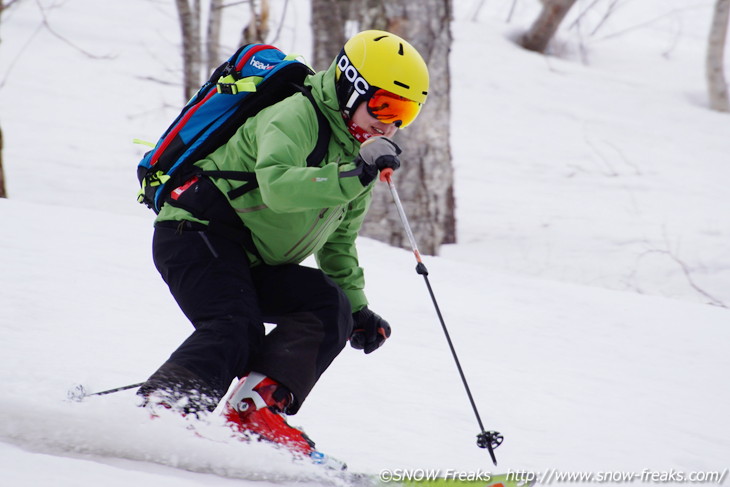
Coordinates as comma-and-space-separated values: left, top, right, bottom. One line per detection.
356, 137, 402, 186
350, 306, 392, 354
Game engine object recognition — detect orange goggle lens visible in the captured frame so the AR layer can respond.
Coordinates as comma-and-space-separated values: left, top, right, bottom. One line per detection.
366, 89, 421, 128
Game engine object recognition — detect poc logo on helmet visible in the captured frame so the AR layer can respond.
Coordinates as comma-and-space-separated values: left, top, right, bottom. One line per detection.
337, 54, 369, 95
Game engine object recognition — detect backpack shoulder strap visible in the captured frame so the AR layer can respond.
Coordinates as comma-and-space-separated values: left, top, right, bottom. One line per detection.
292, 83, 332, 168
222, 84, 333, 201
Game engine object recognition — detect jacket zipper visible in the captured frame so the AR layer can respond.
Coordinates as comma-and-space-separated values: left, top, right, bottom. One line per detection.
283, 208, 327, 258
284, 206, 344, 263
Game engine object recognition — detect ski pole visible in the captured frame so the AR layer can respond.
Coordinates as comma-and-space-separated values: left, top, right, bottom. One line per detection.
67, 382, 144, 402
379, 169, 504, 465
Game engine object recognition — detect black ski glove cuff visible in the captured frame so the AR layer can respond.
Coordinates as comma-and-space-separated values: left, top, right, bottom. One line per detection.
355, 137, 402, 187
350, 306, 392, 354
357, 158, 380, 186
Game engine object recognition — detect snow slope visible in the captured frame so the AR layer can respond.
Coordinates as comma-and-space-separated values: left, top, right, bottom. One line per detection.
1, 0, 728, 485
447, 0, 730, 307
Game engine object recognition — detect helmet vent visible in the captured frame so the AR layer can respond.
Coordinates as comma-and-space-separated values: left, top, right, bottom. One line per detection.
398, 43, 404, 55
373, 35, 388, 41
394, 80, 410, 89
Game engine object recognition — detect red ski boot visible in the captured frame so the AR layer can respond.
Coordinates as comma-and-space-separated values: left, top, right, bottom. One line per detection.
223, 372, 316, 455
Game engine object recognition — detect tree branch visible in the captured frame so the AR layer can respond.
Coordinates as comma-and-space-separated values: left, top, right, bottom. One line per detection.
267, 0, 289, 45
627, 230, 727, 308
633, 248, 727, 308
34, 0, 114, 60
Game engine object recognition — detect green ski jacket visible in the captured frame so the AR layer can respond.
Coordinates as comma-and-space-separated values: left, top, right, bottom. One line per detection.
157, 61, 373, 312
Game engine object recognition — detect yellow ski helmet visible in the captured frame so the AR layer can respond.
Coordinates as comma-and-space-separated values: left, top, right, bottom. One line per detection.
335, 30, 429, 128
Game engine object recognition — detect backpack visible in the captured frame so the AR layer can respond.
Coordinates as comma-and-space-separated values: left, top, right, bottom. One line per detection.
136, 44, 331, 213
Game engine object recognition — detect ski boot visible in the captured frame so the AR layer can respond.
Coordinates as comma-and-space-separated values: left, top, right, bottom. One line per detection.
223, 372, 316, 455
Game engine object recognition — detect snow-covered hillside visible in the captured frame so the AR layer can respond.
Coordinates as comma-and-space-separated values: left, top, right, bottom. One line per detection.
1, 1, 728, 486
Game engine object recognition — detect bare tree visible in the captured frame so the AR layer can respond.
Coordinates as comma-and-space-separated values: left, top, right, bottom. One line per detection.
175, 0, 203, 100
1, 0, 111, 198
707, 0, 730, 112
311, 0, 349, 71
520, 0, 578, 53
311, 0, 455, 255
206, 0, 224, 75
241, 0, 270, 45
175, 0, 271, 101
0, 0, 22, 199
0, 125, 5, 199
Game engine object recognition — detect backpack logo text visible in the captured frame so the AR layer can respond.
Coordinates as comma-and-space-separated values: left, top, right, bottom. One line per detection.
251, 57, 274, 70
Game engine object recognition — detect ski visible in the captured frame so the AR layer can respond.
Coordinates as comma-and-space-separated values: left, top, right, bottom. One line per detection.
67, 381, 355, 482
66, 383, 525, 487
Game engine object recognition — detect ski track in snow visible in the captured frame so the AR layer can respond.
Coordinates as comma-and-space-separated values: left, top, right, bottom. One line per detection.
0, 393, 359, 486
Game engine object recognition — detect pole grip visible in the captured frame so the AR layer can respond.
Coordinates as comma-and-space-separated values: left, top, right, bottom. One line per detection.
379, 168, 394, 182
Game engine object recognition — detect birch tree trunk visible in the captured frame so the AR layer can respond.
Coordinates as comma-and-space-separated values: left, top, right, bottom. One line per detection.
519, 0, 577, 53
0, 0, 18, 198
707, 0, 730, 112
176, 0, 202, 100
206, 0, 224, 74
176, 1, 273, 101
0, 0, 3, 198
312, 0, 455, 255
0, 126, 6, 198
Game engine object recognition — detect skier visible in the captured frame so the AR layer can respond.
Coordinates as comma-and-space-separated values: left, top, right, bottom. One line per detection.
137, 30, 429, 456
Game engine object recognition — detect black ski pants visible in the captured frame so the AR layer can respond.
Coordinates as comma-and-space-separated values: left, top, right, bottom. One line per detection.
142, 221, 353, 414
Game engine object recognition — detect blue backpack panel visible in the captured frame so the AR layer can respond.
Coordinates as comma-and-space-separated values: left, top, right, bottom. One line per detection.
137, 44, 330, 213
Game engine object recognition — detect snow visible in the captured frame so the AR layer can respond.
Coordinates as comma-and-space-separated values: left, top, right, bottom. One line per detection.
1, 0, 729, 486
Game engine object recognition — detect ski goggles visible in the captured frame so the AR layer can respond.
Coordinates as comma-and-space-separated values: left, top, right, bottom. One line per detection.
366, 89, 422, 128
